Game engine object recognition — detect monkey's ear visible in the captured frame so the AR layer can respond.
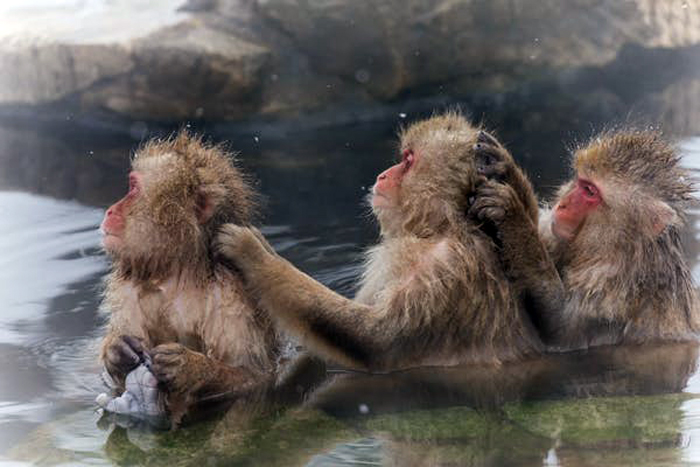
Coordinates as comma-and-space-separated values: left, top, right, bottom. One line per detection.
196, 190, 217, 224
646, 199, 678, 236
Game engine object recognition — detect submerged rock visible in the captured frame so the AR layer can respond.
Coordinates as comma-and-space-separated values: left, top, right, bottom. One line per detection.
96, 364, 163, 420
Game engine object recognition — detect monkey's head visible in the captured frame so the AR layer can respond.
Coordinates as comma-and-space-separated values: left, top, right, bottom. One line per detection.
551, 131, 693, 246
371, 112, 505, 237
101, 131, 256, 281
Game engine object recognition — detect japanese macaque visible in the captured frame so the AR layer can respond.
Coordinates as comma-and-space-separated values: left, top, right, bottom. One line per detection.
475, 130, 700, 349
216, 113, 558, 371
100, 132, 282, 423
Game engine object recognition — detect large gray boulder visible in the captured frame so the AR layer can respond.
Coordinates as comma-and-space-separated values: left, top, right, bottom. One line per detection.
0, 0, 699, 124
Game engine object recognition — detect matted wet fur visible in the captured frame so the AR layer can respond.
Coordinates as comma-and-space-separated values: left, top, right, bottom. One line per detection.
478, 129, 700, 349
100, 131, 282, 424
217, 113, 553, 371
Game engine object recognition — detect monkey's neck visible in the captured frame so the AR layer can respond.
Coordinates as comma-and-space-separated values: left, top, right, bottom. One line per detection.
112, 259, 213, 288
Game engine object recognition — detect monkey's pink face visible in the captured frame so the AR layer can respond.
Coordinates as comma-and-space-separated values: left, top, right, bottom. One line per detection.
101, 171, 142, 253
372, 149, 415, 208
552, 177, 602, 241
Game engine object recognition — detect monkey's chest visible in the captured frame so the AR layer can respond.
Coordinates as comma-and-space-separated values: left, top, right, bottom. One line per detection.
134, 289, 206, 351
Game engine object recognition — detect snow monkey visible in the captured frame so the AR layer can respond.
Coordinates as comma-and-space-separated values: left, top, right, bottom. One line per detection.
100, 132, 282, 423
473, 129, 700, 349
217, 113, 563, 371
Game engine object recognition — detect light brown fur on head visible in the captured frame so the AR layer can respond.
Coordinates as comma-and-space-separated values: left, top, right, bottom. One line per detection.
115, 131, 257, 283
387, 112, 482, 237
541, 130, 700, 348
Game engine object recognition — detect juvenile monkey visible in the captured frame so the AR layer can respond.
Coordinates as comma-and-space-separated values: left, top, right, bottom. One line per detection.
217, 113, 555, 371
100, 132, 282, 422
473, 130, 700, 349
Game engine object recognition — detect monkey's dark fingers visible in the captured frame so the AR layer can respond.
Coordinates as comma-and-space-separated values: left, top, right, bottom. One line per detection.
475, 145, 510, 179
120, 335, 146, 358
469, 201, 507, 224
468, 192, 508, 222
470, 195, 503, 215
151, 363, 176, 384
476, 130, 501, 148
105, 339, 142, 374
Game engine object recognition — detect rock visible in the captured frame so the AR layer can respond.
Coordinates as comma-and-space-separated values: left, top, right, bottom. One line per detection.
0, 2, 270, 122
0, 41, 132, 105
1, 0, 700, 125
257, 0, 700, 99
81, 21, 271, 120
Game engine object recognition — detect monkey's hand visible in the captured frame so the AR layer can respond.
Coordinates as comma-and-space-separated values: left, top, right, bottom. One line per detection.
469, 179, 526, 227
149, 343, 207, 394
216, 224, 274, 277
474, 130, 514, 181
150, 343, 257, 405
103, 335, 147, 385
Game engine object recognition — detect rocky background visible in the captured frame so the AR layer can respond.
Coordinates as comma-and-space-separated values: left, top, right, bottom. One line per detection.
1, 0, 700, 134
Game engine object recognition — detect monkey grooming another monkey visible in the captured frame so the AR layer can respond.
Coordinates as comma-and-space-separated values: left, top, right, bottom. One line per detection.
100, 132, 282, 423
217, 113, 559, 371
473, 130, 700, 350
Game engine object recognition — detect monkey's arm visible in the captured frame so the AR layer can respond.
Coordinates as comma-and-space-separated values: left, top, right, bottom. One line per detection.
217, 225, 389, 370
470, 180, 565, 343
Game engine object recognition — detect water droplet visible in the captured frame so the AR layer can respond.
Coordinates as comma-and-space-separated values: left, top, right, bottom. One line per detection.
534, 37, 540, 43
270, 73, 279, 82
253, 136, 260, 143
326, 83, 332, 89
355, 69, 370, 84
88, 150, 94, 156
399, 113, 407, 119
358, 404, 369, 414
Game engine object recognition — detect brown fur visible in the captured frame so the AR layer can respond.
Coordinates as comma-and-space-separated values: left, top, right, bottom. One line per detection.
534, 130, 700, 349
468, 139, 566, 343
217, 113, 543, 371
100, 131, 282, 423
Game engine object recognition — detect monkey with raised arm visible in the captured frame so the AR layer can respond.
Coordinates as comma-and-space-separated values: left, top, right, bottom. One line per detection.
216, 113, 557, 371
472, 130, 700, 349
100, 132, 283, 423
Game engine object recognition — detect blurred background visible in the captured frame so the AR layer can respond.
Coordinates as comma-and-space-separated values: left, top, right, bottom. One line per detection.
3, 1, 700, 465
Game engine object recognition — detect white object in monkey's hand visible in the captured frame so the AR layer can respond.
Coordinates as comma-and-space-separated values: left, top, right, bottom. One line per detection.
96, 363, 163, 419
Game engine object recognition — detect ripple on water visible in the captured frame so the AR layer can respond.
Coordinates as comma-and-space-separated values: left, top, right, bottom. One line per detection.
0, 192, 106, 344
